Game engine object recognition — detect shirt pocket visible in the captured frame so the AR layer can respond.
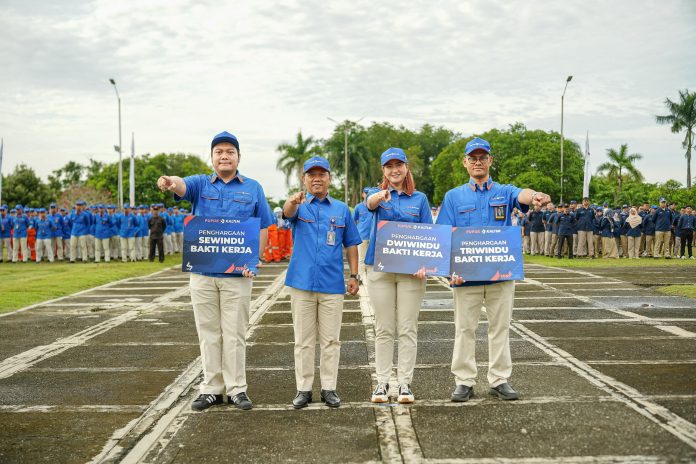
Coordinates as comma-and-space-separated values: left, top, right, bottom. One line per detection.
231, 192, 255, 218
489, 201, 508, 225
331, 216, 346, 243
296, 213, 316, 236
377, 202, 395, 221
401, 205, 421, 222
456, 204, 476, 227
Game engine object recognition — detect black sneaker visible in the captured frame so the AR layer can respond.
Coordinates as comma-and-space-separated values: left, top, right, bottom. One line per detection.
228, 392, 253, 410
191, 393, 223, 411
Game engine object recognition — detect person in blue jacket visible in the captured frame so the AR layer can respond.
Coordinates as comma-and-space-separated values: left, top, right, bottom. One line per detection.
652, 198, 673, 259
172, 206, 184, 253
575, 197, 595, 258
0, 205, 11, 262
642, 206, 657, 257
60, 208, 71, 260
677, 206, 695, 259
600, 208, 618, 258
519, 211, 531, 254
542, 202, 555, 256
618, 205, 629, 258
48, 203, 64, 261
592, 206, 603, 257
625, 207, 643, 258
137, 205, 151, 260
118, 203, 140, 262
94, 204, 113, 263
556, 204, 576, 259
107, 205, 121, 260
353, 187, 373, 278
70, 200, 91, 263
12, 204, 31, 262
33, 208, 56, 262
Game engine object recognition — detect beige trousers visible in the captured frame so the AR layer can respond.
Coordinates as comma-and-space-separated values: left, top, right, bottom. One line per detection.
523, 236, 530, 254
572, 233, 578, 256
602, 236, 618, 258
627, 236, 640, 258
70, 235, 88, 262
52, 237, 64, 260
12, 237, 28, 262
366, 269, 426, 385
95, 238, 111, 262
110, 236, 120, 259
593, 235, 602, 257
120, 237, 136, 262
576, 230, 594, 257
0, 237, 11, 261
190, 273, 252, 396
644, 235, 654, 257
289, 287, 343, 391
452, 280, 515, 387
35, 239, 53, 262
530, 232, 544, 255
620, 235, 628, 258
653, 231, 670, 258
87, 235, 95, 259
357, 240, 370, 279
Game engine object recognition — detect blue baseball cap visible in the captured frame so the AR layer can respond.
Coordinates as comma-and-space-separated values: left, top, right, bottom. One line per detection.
76, 200, 86, 206
89, 205, 97, 210
59, 207, 67, 212
15, 204, 23, 209
622, 204, 628, 208
10, 208, 16, 213
124, 203, 131, 209
570, 200, 577, 204
211, 131, 239, 151
651, 205, 657, 209
303, 156, 330, 173
49, 203, 57, 208
362, 187, 370, 193
0, 205, 6, 211
38, 208, 46, 213
659, 197, 666, 203
465, 137, 491, 156
97, 204, 105, 209
380, 147, 408, 165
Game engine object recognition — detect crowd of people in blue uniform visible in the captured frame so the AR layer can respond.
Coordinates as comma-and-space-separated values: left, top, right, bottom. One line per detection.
515, 197, 695, 259
0, 201, 189, 263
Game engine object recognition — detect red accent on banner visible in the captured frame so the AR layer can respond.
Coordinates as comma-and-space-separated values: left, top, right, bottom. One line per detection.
377, 220, 388, 230
184, 215, 196, 226
225, 263, 236, 273
490, 271, 501, 281
452, 227, 457, 233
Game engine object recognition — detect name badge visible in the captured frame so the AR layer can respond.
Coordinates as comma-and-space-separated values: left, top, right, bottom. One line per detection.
327, 230, 336, 246
494, 205, 506, 221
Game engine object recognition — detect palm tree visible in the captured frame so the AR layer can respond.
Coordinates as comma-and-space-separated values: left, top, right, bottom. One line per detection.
596, 144, 643, 201
276, 131, 320, 187
656, 89, 696, 189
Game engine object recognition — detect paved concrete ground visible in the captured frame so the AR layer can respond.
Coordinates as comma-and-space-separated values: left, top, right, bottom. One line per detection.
0, 262, 695, 463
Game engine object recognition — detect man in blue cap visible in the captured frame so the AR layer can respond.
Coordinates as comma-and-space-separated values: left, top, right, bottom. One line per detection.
436, 137, 551, 402
0, 205, 11, 262
353, 186, 373, 279
94, 204, 113, 263
652, 197, 673, 259
136, 205, 151, 260
157, 130, 273, 411
33, 208, 56, 262
70, 200, 91, 263
48, 203, 65, 261
283, 156, 361, 409
642, 205, 657, 257
60, 208, 71, 260
117, 203, 140, 262
575, 197, 595, 258
12, 204, 30, 262
107, 205, 120, 260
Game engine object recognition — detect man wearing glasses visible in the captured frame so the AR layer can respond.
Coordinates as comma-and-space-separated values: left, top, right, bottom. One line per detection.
436, 137, 550, 402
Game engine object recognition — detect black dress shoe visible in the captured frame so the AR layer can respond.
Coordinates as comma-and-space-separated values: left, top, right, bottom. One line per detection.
228, 392, 253, 410
490, 382, 519, 400
320, 389, 341, 408
191, 393, 224, 411
451, 384, 474, 402
292, 391, 312, 409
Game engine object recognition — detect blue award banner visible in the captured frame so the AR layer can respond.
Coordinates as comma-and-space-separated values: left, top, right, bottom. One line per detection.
373, 220, 451, 277
450, 226, 524, 281
182, 216, 260, 275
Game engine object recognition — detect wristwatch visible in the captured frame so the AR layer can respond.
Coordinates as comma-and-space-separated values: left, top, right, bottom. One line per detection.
349, 274, 361, 285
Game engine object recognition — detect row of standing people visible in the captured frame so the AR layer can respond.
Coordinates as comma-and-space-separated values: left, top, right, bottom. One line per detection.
0, 202, 188, 263
517, 199, 695, 259
157, 132, 551, 412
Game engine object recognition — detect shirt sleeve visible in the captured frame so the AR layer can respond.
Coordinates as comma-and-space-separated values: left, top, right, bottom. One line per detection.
365, 187, 382, 212
435, 190, 456, 226
174, 175, 202, 204
418, 193, 433, 224
253, 182, 274, 229
506, 184, 527, 213
342, 205, 362, 247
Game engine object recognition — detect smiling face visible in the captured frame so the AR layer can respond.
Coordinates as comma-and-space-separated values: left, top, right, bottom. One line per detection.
303, 167, 330, 197
211, 142, 240, 177
382, 159, 408, 188
463, 149, 492, 180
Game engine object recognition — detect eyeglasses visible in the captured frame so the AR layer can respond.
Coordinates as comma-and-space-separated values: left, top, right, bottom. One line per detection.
466, 155, 489, 165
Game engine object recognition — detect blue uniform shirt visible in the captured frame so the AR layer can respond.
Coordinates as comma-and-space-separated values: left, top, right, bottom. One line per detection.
653, 207, 673, 232
436, 177, 527, 287
353, 202, 373, 241
13, 214, 31, 238
94, 213, 113, 239
173, 213, 185, 233
33, 218, 56, 240
575, 206, 595, 232
557, 212, 576, 235
139, 213, 151, 236
50, 213, 64, 238
61, 215, 72, 239
70, 210, 91, 237
364, 187, 432, 266
678, 214, 695, 231
643, 213, 656, 235
0, 215, 11, 239
118, 212, 141, 238
599, 216, 615, 238
285, 193, 362, 294
176, 171, 274, 278
528, 210, 545, 233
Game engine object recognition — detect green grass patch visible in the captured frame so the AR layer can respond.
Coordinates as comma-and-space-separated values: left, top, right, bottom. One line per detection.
523, 255, 695, 268
0, 255, 182, 314
655, 285, 696, 299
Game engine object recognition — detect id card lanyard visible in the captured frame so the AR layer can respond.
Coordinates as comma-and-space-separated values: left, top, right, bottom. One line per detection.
327, 217, 336, 246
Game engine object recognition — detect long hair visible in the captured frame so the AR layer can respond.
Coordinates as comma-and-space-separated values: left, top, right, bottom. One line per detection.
378, 168, 416, 195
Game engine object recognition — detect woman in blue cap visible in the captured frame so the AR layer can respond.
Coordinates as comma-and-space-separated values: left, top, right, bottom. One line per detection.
364, 147, 432, 404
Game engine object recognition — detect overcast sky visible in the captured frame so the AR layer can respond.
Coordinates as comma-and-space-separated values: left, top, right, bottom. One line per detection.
1, 0, 694, 200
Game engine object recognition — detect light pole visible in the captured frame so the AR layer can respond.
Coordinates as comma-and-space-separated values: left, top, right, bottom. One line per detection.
109, 78, 123, 209
327, 116, 364, 204
560, 75, 572, 204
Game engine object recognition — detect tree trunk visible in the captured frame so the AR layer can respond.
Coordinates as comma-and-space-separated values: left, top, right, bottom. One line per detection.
687, 131, 692, 189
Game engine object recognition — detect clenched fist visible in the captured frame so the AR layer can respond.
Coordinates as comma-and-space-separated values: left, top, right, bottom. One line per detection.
290, 191, 306, 205
157, 176, 177, 192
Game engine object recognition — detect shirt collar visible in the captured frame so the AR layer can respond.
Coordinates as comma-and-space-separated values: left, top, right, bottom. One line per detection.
468, 176, 493, 191
387, 185, 412, 196
210, 171, 244, 184
307, 192, 332, 204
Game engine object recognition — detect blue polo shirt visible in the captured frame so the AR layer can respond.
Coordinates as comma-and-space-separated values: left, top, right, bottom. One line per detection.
653, 207, 673, 232
33, 217, 56, 240
118, 212, 140, 238
94, 213, 113, 239
285, 193, 362, 294
364, 187, 432, 265
1, 215, 12, 239
436, 177, 527, 287
175, 171, 274, 278
12, 214, 31, 238
353, 202, 373, 241
50, 213, 64, 238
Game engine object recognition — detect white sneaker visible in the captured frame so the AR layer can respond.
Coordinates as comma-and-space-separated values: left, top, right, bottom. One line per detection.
690, 256, 695, 260
371, 383, 390, 403
682, 256, 687, 260
397, 384, 415, 404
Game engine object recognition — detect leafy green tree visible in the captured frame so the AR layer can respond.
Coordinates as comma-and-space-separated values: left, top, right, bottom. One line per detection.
656, 89, 696, 188
276, 132, 321, 188
595, 144, 643, 202
1, 164, 53, 207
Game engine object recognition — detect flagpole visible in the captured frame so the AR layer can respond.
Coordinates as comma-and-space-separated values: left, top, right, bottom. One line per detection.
129, 132, 135, 206
582, 131, 591, 198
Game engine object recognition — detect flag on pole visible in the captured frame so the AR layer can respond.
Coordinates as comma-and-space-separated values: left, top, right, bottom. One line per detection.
582, 131, 591, 199
129, 132, 135, 206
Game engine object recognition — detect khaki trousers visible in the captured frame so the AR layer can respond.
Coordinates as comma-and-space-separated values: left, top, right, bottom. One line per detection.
576, 231, 594, 257
523, 236, 530, 254
95, 238, 111, 262
35, 238, 53, 262
53, 237, 64, 260
543, 231, 552, 255
550, 233, 558, 256
1, 237, 12, 261
164, 234, 173, 254
289, 287, 343, 391
120, 237, 136, 262
674, 236, 681, 257
602, 237, 618, 258
593, 235, 602, 257
620, 235, 628, 258
653, 231, 669, 258
357, 240, 370, 279
87, 235, 95, 259
190, 273, 252, 396
70, 235, 89, 262
452, 280, 515, 387
530, 232, 543, 255
110, 236, 120, 259
176, 232, 184, 252
644, 235, 654, 257
366, 269, 426, 385
572, 233, 578, 256
627, 236, 640, 258
12, 237, 28, 262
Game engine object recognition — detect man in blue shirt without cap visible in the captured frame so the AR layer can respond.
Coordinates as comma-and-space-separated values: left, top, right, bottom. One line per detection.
157, 131, 273, 412
283, 156, 361, 409
436, 137, 551, 402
